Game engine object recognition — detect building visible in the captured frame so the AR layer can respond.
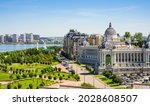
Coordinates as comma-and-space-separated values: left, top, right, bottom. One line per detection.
88, 34, 102, 45
26, 33, 33, 43
0, 35, 4, 43
33, 35, 40, 41
4, 34, 11, 42
19, 34, 26, 42
63, 29, 89, 59
78, 23, 150, 74
11, 34, 19, 42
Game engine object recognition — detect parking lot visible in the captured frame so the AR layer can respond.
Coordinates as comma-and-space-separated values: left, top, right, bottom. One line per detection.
118, 72, 150, 88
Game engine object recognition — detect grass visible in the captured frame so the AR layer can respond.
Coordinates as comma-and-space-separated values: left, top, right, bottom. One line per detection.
0, 71, 11, 81
1, 78, 55, 89
8, 63, 51, 70
48, 72, 76, 81
147, 81, 150, 85
95, 74, 120, 87
81, 83, 95, 89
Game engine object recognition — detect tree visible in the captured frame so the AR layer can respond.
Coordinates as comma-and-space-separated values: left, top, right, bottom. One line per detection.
9, 74, 13, 80
70, 70, 75, 75
14, 86, 17, 89
134, 32, 144, 47
48, 75, 52, 80
39, 74, 42, 78
103, 70, 111, 78
22, 74, 27, 78
18, 83, 22, 89
29, 84, 33, 89
54, 76, 57, 80
111, 74, 122, 84
29, 73, 33, 78
74, 74, 80, 81
7, 84, 11, 89
58, 68, 61, 72
124, 32, 131, 39
16, 75, 21, 80
34, 74, 37, 78
59, 76, 63, 82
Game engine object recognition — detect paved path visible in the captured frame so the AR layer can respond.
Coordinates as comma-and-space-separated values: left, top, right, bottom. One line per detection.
69, 62, 110, 89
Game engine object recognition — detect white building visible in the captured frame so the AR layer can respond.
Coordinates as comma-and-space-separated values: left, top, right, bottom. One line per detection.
11, 34, 19, 42
0, 35, 4, 43
78, 23, 150, 74
19, 34, 26, 42
26, 33, 33, 43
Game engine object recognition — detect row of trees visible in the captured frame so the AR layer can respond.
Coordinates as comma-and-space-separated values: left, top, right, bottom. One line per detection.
103, 70, 122, 84
0, 46, 62, 65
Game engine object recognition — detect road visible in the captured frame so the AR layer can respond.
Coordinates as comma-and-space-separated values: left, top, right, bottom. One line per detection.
68, 61, 110, 89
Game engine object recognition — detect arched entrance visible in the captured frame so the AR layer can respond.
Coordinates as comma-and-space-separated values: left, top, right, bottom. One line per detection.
106, 54, 111, 65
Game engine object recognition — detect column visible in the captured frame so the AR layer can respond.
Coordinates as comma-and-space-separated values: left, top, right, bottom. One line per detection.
148, 53, 149, 67
127, 53, 129, 62
139, 53, 141, 62
137, 53, 138, 62
114, 53, 116, 63
130, 53, 132, 62
104, 53, 105, 65
118, 53, 119, 62
124, 53, 125, 62
116, 53, 117, 62
133, 53, 135, 62
121, 53, 122, 63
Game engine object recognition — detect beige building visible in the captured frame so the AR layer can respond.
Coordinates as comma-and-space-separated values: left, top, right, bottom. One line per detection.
63, 29, 89, 59
88, 34, 102, 45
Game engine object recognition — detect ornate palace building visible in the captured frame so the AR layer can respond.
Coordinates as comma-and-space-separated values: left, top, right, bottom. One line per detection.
78, 23, 150, 74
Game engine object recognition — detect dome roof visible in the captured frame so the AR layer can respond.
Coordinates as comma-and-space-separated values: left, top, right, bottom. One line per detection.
104, 23, 117, 36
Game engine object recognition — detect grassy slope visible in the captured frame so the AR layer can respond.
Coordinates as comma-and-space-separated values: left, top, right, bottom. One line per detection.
0, 71, 10, 81
1, 78, 55, 89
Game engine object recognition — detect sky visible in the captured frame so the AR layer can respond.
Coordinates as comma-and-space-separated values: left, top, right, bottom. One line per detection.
0, 0, 150, 37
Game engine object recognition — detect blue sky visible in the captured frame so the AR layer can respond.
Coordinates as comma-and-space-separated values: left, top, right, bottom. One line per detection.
0, 0, 150, 37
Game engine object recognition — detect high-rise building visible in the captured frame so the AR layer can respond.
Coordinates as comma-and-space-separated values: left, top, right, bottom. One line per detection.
0, 35, 4, 43
11, 34, 19, 42
19, 34, 26, 42
26, 33, 33, 43
4, 34, 11, 42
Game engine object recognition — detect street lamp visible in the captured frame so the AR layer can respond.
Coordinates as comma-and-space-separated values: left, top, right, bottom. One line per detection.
93, 70, 95, 88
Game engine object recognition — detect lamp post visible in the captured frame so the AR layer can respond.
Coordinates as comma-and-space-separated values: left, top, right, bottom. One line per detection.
93, 69, 95, 88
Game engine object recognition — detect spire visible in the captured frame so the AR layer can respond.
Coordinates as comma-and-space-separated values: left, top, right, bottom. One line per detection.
109, 22, 112, 28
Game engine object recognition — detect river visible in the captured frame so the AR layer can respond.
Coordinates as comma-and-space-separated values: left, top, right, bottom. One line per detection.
0, 44, 62, 52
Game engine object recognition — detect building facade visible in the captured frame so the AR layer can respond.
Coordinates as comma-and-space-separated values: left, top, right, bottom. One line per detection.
78, 23, 150, 74
88, 34, 102, 45
63, 29, 89, 59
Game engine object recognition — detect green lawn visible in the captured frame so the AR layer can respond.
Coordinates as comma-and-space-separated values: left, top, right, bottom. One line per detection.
1, 78, 55, 89
8, 63, 51, 70
0, 71, 11, 81
96, 74, 120, 87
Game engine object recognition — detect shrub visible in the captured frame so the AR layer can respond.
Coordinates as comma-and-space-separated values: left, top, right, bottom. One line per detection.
16, 75, 21, 80
29, 73, 33, 78
48, 76, 52, 80
103, 70, 111, 78
54, 76, 57, 80
7, 84, 11, 89
29, 84, 33, 89
18, 83, 22, 89
22, 74, 27, 78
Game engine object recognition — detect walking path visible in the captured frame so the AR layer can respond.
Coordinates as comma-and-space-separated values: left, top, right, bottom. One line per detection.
69, 62, 110, 89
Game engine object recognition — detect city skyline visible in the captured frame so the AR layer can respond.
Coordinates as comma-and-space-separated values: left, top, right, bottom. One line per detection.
0, 0, 150, 37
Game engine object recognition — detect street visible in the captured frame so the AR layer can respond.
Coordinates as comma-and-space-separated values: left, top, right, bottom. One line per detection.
68, 61, 110, 89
